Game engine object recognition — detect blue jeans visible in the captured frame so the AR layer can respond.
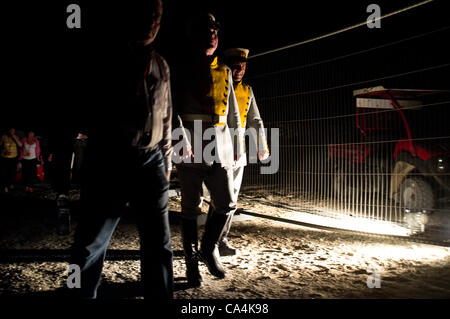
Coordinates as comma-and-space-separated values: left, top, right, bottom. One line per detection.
70, 147, 173, 299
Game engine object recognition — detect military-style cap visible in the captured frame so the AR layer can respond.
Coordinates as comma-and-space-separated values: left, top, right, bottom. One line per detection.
224, 48, 249, 62
204, 13, 220, 30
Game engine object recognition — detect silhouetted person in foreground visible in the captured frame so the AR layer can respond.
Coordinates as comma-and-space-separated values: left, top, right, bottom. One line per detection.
69, 0, 173, 299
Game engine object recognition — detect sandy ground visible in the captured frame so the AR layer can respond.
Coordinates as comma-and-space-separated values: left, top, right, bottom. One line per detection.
1, 186, 450, 300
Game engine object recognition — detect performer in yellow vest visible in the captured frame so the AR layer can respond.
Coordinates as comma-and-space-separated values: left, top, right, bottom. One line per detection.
173, 13, 244, 287
0, 128, 23, 193
214, 47, 269, 256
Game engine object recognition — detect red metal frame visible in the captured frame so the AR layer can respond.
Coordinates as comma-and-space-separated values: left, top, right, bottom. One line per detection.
385, 91, 417, 158
332, 86, 450, 164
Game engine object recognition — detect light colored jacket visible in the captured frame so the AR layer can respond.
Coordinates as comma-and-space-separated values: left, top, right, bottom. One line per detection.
127, 51, 173, 170
233, 82, 269, 168
175, 56, 244, 169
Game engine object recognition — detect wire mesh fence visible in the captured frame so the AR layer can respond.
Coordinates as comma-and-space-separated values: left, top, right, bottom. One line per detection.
239, 3, 450, 241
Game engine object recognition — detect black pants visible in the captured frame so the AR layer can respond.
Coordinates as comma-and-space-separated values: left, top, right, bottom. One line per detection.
0, 157, 17, 188
22, 158, 37, 187
51, 148, 73, 195
70, 147, 173, 299
71, 138, 87, 185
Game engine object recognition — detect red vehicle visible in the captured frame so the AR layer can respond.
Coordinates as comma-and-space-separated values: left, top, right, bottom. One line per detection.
329, 86, 450, 216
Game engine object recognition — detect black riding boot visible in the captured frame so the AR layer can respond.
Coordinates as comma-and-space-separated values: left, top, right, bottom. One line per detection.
200, 212, 231, 278
218, 211, 238, 256
207, 206, 237, 256
181, 218, 202, 287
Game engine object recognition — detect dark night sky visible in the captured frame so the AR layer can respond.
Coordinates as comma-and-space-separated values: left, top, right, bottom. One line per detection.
1, 0, 447, 134
158, 0, 442, 56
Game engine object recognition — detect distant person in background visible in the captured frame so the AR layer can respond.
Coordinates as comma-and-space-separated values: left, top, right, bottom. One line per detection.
46, 126, 86, 237
19, 131, 42, 193
47, 131, 87, 204
0, 128, 23, 193
47, 136, 74, 200
71, 133, 88, 186
214, 48, 269, 255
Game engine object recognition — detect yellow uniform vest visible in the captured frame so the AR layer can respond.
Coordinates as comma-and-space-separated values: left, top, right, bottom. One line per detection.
1, 136, 18, 158
234, 82, 252, 128
206, 57, 230, 125
235, 82, 269, 153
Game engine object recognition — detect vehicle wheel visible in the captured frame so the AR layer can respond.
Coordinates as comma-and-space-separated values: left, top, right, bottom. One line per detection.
399, 177, 434, 211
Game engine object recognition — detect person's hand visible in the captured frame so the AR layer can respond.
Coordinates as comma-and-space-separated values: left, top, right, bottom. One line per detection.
185, 145, 194, 159
173, 144, 194, 163
48, 154, 53, 162
178, 145, 194, 161
166, 170, 171, 181
258, 150, 270, 161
